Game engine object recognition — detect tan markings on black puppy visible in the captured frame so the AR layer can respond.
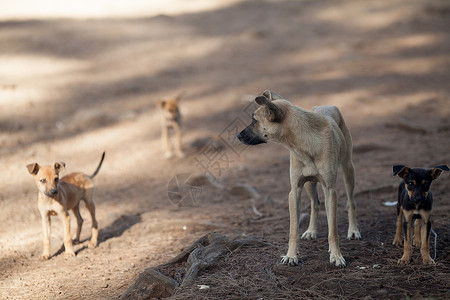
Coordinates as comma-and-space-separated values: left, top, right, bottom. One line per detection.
158, 96, 185, 158
237, 90, 360, 267
419, 210, 434, 264
27, 152, 104, 260
398, 210, 414, 264
413, 219, 421, 247
393, 207, 403, 246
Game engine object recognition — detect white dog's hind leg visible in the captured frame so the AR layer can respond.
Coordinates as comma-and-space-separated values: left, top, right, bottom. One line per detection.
302, 182, 319, 240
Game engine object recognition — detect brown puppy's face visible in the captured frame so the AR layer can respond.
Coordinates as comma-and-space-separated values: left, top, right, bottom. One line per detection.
27, 162, 65, 198
237, 95, 285, 145
159, 98, 180, 120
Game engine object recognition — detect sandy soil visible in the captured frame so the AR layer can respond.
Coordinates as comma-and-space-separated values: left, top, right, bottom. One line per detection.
0, 0, 449, 299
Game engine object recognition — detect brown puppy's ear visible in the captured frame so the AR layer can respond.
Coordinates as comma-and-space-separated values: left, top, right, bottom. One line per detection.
27, 163, 40, 175
54, 162, 65, 173
393, 165, 410, 179
255, 95, 284, 122
158, 100, 166, 108
429, 164, 449, 180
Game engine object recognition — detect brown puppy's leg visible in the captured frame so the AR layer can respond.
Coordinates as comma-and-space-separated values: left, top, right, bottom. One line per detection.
173, 122, 185, 158
413, 219, 421, 247
72, 203, 83, 244
420, 212, 434, 264
60, 211, 75, 257
40, 212, 51, 260
398, 210, 413, 264
161, 125, 172, 158
84, 195, 98, 249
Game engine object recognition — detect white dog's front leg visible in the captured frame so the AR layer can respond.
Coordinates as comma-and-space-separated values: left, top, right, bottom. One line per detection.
281, 188, 302, 266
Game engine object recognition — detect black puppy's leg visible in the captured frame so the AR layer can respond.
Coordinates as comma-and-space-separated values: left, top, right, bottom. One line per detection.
393, 203, 403, 246
398, 210, 413, 264
420, 212, 435, 264
413, 219, 421, 247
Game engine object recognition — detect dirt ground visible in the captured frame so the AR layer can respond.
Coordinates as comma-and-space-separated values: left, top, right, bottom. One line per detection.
1, 0, 449, 299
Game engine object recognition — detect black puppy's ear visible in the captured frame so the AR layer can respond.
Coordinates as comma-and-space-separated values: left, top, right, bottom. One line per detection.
393, 165, 410, 179
254, 95, 284, 122
27, 163, 40, 175
54, 162, 65, 173
429, 164, 449, 180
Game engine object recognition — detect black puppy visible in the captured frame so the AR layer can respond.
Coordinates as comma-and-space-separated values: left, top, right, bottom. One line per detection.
392, 164, 449, 265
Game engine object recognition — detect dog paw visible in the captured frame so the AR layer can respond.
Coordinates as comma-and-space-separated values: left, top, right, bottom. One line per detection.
73, 239, 80, 245
40, 254, 50, 260
392, 239, 402, 247
330, 253, 346, 267
422, 257, 435, 265
64, 251, 76, 258
347, 229, 361, 240
413, 240, 421, 247
164, 152, 174, 159
88, 242, 98, 249
397, 257, 411, 265
280, 255, 299, 266
301, 230, 317, 240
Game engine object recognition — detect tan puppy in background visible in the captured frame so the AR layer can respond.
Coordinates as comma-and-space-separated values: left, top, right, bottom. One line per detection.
237, 90, 360, 267
158, 96, 185, 158
27, 152, 105, 260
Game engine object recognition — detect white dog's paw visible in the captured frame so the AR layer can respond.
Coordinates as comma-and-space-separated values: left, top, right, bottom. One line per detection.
176, 151, 186, 158
301, 230, 317, 240
347, 229, 361, 240
164, 151, 174, 159
281, 255, 299, 266
330, 253, 346, 267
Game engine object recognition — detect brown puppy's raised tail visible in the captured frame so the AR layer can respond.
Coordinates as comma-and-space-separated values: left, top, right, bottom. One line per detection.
89, 152, 105, 179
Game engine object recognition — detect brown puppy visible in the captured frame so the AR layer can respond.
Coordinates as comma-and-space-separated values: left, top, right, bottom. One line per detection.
27, 152, 105, 260
237, 91, 360, 267
158, 97, 185, 158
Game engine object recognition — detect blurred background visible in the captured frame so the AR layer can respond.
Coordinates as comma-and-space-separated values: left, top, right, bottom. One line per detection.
1, 0, 449, 299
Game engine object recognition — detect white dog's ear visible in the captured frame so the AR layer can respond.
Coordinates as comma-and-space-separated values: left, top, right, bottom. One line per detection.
255, 95, 284, 122
262, 90, 273, 100
27, 163, 40, 175
54, 162, 65, 173
262, 90, 284, 101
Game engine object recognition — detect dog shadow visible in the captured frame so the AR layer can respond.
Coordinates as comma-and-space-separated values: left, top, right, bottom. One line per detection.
52, 213, 142, 258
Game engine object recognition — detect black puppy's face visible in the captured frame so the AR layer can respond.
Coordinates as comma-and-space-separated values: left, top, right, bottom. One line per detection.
393, 165, 449, 204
